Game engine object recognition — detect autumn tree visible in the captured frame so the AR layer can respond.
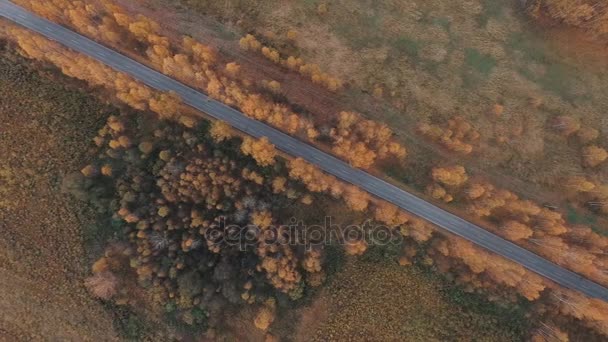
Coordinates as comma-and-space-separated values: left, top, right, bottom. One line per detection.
209, 120, 233, 142
374, 201, 410, 227
417, 116, 480, 155
225, 62, 240, 76
582, 145, 608, 167
343, 185, 370, 212
149, 92, 181, 120
501, 220, 534, 241
241, 136, 277, 167
431, 165, 468, 188
254, 298, 276, 331
564, 176, 595, 194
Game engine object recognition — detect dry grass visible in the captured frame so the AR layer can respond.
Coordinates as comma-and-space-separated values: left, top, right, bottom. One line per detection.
0, 42, 122, 340
287, 257, 527, 341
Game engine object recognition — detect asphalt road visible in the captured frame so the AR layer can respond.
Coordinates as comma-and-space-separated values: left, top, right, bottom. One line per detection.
2, 0, 608, 301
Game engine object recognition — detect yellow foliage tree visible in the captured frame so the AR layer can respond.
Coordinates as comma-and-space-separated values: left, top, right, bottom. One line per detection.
241, 137, 277, 167
209, 121, 233, 143
582, 145, 608, 167
431, 165, 468, 187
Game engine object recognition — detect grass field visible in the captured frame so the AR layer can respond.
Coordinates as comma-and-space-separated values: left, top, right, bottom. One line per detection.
286, 253, 528, 341
0, 40, 176, 341
0, 40, 119, 340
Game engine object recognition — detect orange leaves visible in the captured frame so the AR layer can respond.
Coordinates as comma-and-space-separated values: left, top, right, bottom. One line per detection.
253, 298, 276, 331
343, 185, 370, 212
431, 165, 468, 187
256, 227, 302, 292
7, 26, 196, 123
224, 62, 240, 76
241, 136, 278, 167
238, 33, 343, 92
582, 145, 608, 167
148, 92, 181, 119
500, 220, 534, 241
417, 116, 479, 155
439, 236, 547, 300
550, 289, 608, 336
287, 158, 370, 211
252, 210, 273, 229
332, 139, 377, 169
374, 201, 410, 227
81, 165, 97, 177
288, 158, 334, 193
400, 218, 435, 243
271, 177, 287, 194
209, 120, 233, 143
182, 36, 216, 64
426, 183, 453, 203
564, 176, 596, 193
261, 46, 280, 63
330, 111, 406, 168
239, 34, 262, 51
242, 168, 264, 185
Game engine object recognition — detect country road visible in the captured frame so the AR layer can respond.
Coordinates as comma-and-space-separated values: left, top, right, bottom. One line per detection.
2, 0, 608, 301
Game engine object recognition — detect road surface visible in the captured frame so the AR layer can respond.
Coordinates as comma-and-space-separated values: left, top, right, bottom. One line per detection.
2, 0, 608, 301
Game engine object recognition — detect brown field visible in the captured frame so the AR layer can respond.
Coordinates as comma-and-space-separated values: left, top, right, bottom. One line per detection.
288, 256, 527, 341
0, 42, 118, 340
0, 42, 178, 341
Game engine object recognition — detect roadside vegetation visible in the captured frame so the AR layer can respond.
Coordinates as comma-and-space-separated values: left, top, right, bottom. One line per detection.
3, 0, 608, 340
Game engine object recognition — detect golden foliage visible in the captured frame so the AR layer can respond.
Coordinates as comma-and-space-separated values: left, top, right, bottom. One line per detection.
431, 165, 468, 187
148, 92, 181, 120
241, 136, 278, 167
582, 145, 608, 167
238, 33, 343, 92
343, 185, 370, 212
254, 298, 276, 331
417, 116, 480, 155
209, 120, 233, 143
330, 111, 406, 168
252, 210, 273, 229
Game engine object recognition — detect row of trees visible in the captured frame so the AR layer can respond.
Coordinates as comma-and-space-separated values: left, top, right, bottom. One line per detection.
282, 155, 608, 338
424, 165, 608, 289
8, 26, 188, 123
239, 33, 343, 92
369, 199, 608, 339
330, 111, 407, 168
417, 116, 480, 155
12, 0, 407, 171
